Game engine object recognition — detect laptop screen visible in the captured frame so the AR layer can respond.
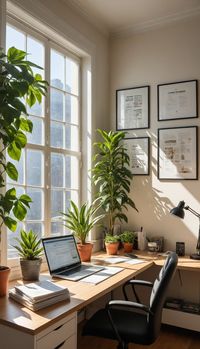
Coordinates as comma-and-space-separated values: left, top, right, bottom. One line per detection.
42, 235, 81, 273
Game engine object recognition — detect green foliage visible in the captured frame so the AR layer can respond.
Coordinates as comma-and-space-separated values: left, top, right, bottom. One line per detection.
104, 234, 120, 243
61, 200, 105, 245
120, 231, 136, 243
0, 47, 48, 234
92, 129, 138, 234
12, 230, 43, 260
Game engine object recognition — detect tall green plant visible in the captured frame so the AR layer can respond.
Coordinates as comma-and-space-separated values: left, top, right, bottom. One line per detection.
92, 129, 138, 234
0, 47, 48, 234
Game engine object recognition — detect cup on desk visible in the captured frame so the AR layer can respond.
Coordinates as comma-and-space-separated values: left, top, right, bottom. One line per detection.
147, 241, 159, 253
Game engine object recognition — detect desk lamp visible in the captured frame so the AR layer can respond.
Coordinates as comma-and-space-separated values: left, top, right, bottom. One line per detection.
170, 201, 200, 260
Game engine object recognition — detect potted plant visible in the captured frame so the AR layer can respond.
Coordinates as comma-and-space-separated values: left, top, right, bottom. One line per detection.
0, 47, 47, 294
12, 230, 43, 281
104, 234, 120, 255
120, 231, 136, 253
92, 129, 138, 236
61, 200, 104, 262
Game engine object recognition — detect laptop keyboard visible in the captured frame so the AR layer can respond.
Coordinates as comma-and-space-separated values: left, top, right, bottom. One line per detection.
59, 264, 103, 277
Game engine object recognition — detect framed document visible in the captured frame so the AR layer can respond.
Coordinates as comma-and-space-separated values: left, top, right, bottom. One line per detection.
158, 126, 198, 180
158, 80, 198, 121
123, 137, 150, 175
116, 86, 150, 130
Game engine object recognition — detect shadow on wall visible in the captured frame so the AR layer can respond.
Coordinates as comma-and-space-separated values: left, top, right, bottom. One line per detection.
126, 132, 198, 253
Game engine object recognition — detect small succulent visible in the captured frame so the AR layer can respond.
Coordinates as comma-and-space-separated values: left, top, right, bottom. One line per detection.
13, 230, 43, 260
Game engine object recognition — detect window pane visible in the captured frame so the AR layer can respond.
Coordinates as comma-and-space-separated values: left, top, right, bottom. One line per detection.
51, 50, 64, 89
51, 190, 63, 218
65, 94, 78, 124
27, 36, 44, 68
65, 125, 79, 151
27, 116, 44, 145
26, 222, 43, 239
6, 151, 24, 185
66, 57, 79, 95
51, 222, 65, 237
27, 99, 43, 117
27, 150, 43, 186
51, 153, 64, 187
27, 189, 43, 220
50, 88, 64, 121
8, 222, 24, 259
65, 156, 79, 189
51, 122, 64, 148
6, 25, 25, 51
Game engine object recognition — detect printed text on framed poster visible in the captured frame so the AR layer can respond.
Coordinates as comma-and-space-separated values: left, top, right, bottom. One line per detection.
116, 86, 150, 130
158, 80, 198, 121
123, 137, 150, 175
158, 126, 198, 180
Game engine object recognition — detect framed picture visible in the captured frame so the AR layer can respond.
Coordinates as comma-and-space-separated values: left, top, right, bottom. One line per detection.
158, 126, 198, 180
123, 137, 150, 175
158, 80, 198, 121
116, 86, 150, 130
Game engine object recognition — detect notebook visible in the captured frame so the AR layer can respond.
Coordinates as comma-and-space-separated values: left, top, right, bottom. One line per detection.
42, 235, 104, 281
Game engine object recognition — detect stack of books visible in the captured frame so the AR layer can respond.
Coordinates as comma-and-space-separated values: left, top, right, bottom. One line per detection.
9, 280, 70, 311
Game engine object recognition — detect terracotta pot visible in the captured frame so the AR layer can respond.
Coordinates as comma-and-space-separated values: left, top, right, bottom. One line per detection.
105, 242, 119, 255
123, 242, 133, 253
0, 266, 10, 297
20, 258, 42, 281
77, 243, 93, 262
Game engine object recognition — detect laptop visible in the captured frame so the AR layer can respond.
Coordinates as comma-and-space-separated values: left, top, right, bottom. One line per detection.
42, 235, 104, 281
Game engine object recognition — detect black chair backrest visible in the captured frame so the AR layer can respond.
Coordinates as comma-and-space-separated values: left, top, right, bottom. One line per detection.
148, 252, 178, 342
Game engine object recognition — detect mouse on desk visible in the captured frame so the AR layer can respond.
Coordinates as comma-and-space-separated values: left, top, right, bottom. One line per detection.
124, 253, 138, 259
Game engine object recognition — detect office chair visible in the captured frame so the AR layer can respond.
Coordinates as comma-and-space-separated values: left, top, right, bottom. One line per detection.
82, 252, 178, 349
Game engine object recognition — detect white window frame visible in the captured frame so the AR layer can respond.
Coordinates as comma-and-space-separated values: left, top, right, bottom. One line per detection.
5, 16, 83, 277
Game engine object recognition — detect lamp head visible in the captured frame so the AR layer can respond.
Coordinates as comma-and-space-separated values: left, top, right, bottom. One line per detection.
170, 200, 185, 219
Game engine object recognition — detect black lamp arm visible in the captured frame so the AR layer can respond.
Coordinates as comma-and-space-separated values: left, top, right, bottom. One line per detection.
185, 206, 200, 219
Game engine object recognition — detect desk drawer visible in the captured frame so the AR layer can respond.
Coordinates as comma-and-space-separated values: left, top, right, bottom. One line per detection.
37, 316, 76, 349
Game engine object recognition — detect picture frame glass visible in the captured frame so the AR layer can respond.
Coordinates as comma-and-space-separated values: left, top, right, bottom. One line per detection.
123, 137, 149, 175
158, 126, 198, 180
117, 86, 149, 130
158, 80, 197, 121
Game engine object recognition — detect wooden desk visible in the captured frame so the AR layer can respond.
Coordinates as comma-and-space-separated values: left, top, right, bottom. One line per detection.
1, 252, 200, 348
0, 265, 150, 349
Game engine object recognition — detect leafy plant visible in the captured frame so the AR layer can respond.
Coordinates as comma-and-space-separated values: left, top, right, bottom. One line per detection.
61, 200, 105, 245
120, 231, 136, 243
104, 234, 120, 243
92, 129, 138, 235
0, 47, 48, 234
12, 230, 43, 260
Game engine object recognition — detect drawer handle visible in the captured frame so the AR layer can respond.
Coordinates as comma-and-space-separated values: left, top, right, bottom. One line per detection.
54, 340, 66, 349
53, 324, 64, 331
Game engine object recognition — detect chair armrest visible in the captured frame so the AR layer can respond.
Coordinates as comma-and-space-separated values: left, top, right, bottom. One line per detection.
107, 300, 152, 315
123, 280, 153, 302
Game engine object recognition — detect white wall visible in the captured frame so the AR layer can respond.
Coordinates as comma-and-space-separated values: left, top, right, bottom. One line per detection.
110, 16, 200, 254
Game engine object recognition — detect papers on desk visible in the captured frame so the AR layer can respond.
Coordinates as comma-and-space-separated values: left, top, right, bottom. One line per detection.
102, 256, 146, 265
9, 280, 70, 311
103, 256, 130, 264
81, 267, 124, 284
125, 259, 145, 265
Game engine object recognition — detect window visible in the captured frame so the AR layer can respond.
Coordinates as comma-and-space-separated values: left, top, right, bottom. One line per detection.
6, 21, 81, 261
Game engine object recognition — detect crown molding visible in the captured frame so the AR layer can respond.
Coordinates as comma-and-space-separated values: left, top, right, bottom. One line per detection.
111, 6, 200, 38
64, 0, 110, 37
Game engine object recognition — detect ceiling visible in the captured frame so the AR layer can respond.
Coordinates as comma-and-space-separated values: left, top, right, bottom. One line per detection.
66, 0, 200, 36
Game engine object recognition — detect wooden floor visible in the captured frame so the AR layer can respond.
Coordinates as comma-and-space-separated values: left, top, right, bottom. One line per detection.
78, 324, 200, 349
